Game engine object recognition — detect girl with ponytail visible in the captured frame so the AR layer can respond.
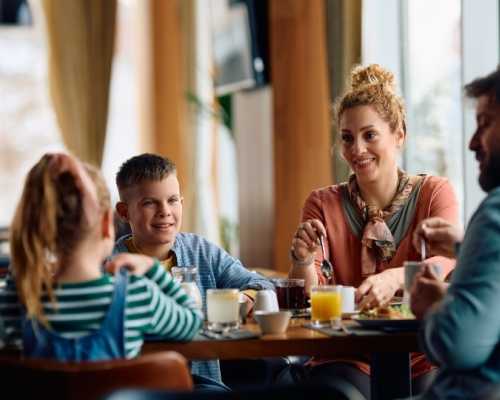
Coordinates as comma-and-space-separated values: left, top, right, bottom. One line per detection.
1, 153, 202, 361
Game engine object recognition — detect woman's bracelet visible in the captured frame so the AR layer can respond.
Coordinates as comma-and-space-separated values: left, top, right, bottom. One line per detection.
289, 248, 314, 267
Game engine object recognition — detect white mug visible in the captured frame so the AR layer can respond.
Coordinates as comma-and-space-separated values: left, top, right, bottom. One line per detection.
254, 290, 279, 312
341, 286, 356, 313
404, 261, 443, 292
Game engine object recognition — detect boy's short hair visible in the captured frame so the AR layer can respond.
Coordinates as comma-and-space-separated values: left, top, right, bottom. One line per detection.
116, 153, 177, 197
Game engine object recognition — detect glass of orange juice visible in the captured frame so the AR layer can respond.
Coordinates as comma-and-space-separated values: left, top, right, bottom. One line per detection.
310, 285, 342, 327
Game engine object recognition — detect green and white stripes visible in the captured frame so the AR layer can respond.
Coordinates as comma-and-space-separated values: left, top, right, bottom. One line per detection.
0, 262, 203, 358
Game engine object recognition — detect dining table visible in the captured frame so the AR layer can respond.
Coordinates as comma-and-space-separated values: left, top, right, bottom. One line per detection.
143, 317, 421, 400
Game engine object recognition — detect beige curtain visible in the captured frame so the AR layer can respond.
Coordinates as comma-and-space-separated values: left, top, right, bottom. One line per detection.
41, 0, 117, 167
326, 0, 362, 183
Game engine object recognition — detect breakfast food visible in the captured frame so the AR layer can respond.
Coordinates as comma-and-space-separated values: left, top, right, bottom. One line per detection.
359, 304, 414, 320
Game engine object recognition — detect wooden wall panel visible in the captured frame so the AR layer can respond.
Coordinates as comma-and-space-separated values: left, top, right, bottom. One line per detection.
270, 0, 333, 272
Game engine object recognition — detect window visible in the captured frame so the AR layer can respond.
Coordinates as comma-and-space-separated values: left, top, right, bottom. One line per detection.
362, 0, 499, 224
0, 6, 62, 227
0, 0, 140, 227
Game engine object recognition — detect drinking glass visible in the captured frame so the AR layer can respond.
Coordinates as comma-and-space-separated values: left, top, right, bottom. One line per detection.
171, 266, 202, 309
310, 285, 342, 327
273, 278, 308, 313
206, 289, 240, 331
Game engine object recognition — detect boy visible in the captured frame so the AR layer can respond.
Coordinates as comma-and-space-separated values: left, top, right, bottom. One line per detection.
113, 153, 274, 388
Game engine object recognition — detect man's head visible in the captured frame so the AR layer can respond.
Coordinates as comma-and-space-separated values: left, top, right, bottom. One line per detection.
466, 67, 500, 192
115, 154, 182, 254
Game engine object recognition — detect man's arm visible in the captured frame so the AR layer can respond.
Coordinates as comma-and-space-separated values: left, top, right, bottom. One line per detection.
417, 178, 461, 278
422, 194, 500, 369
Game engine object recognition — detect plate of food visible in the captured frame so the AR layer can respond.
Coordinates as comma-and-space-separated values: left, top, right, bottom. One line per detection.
352, 304, 420, 331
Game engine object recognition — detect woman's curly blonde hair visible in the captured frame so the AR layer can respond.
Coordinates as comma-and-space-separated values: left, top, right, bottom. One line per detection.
333, 64, 406, 134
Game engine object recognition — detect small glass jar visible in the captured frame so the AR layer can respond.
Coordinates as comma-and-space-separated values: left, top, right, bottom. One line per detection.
171, 266, 203, 309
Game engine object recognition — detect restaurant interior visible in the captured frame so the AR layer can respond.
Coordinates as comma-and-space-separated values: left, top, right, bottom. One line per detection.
1, 0, 500, 399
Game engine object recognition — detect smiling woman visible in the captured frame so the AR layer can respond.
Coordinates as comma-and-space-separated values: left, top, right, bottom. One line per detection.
287, 64, 460, 398
338, 105, 404, 188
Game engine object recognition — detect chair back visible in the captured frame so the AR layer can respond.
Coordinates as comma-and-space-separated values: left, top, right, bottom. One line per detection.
0, 351, 193, 399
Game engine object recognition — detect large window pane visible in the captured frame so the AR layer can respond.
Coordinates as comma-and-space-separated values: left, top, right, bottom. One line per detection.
363, 0, 465, 220
404, 0, 463, 220
0, 0, 140, 228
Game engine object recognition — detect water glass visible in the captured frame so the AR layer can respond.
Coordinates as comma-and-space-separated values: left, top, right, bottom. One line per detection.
310, 285, 342, 327
206, 289, 240, 331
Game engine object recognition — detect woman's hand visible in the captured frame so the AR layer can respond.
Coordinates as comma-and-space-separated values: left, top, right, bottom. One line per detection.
290, 219, 326, 265
413, 217, 463, 259
106, 253, 156, 276
410, 265, 448, 319
356, 268, 403, 310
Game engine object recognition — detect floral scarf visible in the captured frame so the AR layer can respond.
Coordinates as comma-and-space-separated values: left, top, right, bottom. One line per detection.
345, 170, 424, 277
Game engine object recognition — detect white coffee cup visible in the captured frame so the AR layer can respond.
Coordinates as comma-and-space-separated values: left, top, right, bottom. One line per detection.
404, 261, 443, 291
254, 290, 279, 312
340, 286, 356, 313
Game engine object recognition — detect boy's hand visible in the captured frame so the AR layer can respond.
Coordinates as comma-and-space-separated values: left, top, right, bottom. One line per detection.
106, 253, 156, 276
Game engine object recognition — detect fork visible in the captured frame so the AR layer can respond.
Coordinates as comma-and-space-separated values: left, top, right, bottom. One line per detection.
319, 236, 334, 280
339, 322, 353, 335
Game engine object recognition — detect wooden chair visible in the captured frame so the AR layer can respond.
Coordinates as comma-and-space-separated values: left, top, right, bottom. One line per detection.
0, 351, 193, 399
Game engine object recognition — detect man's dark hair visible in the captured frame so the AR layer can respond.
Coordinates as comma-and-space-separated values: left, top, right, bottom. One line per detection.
465, 65, 500, 102
116, 153, 176, 193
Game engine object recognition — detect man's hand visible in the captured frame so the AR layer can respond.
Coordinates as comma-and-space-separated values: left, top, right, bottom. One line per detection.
356, 268, 403, 310
410, 265, 448, 319
106, 253, 156, 276
413, 217, 463, 259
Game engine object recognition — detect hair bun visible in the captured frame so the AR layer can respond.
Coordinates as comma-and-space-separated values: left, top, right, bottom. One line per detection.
350, 64, 395, 92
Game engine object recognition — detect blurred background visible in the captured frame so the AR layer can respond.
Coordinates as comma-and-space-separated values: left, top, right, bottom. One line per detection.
0, 0, 498, 273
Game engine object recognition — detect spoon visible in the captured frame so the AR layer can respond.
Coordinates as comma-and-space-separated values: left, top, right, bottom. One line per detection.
319, 236, 334, 280
420, 238, 426, 261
